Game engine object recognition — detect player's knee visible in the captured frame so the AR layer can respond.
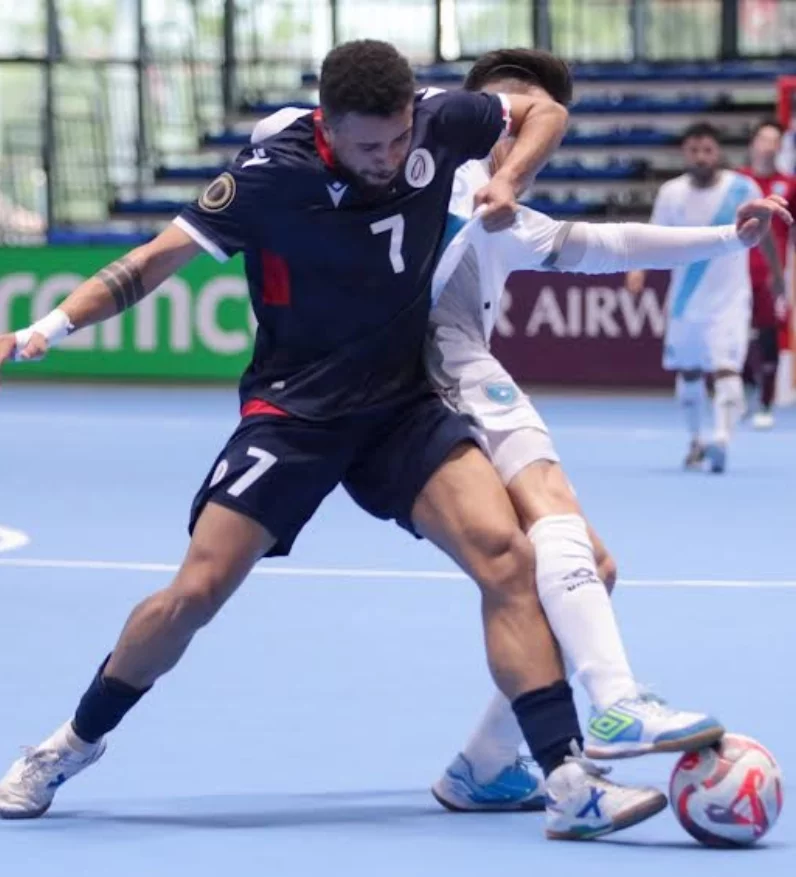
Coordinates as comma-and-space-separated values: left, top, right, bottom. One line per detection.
166, 586, 221, 632
165, 553, 235, 631
471, 525, 536, 603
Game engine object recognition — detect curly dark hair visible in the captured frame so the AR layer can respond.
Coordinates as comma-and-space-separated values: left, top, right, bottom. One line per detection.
319, 40, 416, 122
681, 121, 723, 145
464, 48, 573, 106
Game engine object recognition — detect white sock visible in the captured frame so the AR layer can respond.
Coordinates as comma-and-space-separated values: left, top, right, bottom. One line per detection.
712, 374, 744, 445
43, 720, 101, 755
460, 692, 524, 783
528, 514, 637, 712
676, 374, 706, 441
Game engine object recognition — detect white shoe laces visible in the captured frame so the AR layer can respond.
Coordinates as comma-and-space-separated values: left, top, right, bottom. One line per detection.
18, 746, 70, 783
563, 740, 612, 781
631, 688, 676, 716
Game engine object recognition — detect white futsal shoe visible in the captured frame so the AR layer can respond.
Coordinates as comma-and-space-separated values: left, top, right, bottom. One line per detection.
0, 721, 105, 819
545, 743, 666, 840
585, 693, 724, 760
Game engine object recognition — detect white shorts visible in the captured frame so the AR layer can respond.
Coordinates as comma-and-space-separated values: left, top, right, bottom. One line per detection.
426, 329, 559, 485
662, 311, 750, 373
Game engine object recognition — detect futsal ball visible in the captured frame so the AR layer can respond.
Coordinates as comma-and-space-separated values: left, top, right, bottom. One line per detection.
670, 733, 783, 847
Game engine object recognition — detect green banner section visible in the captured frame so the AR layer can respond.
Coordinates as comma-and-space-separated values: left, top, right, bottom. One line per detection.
0, 247, 251, 380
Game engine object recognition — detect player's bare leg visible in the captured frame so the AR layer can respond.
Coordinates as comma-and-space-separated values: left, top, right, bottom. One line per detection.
0, 504, 272, 818
414, 444, 666, 838
432, 453, 722, 807
103, 504, 272, 687
413, 446, 561, 699
677, 369, 708, 469
431, 511, 617, 812
704, 367, 746, 473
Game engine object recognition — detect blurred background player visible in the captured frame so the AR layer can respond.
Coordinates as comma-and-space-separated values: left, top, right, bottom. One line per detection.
739, 120, 796, 429
426, 50, 789, 813
626, 122, 781, 473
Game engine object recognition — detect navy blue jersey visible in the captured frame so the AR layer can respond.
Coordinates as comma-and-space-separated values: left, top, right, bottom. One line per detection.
175, 89, 509, 419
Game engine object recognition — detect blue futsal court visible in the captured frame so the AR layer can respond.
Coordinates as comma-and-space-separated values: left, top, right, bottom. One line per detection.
0, 385, 793, 876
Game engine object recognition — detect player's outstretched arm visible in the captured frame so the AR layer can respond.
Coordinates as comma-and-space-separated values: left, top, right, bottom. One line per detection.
460, 195, 793, 293
554, 194, 791, 277
0, 223, 202, 371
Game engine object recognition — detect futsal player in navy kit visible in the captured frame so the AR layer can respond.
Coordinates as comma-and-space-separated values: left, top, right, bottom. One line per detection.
0, 40, 667, 837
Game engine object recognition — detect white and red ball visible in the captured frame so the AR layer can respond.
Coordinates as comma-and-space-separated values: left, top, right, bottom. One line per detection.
670, 733, 783, 847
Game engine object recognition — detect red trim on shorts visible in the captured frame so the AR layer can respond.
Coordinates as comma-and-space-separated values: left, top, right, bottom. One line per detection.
261, 250, 291, 306
313, 108, 335, 170
241, 399, 289, 418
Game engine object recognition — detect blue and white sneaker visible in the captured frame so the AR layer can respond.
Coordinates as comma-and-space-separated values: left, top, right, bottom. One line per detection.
546, 743, 666, 840
585, 693, 724, 760
0, 721, 106, 819
432, 753, 546, 812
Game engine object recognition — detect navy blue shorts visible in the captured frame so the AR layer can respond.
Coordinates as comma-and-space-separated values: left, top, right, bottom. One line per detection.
189, 392, 476, 557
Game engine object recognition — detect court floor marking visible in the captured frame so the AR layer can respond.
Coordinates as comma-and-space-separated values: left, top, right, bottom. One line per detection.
0, 556, 794, 588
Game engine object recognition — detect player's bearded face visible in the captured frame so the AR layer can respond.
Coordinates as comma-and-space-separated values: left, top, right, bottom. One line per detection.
325, 106, 414, 190
683, 137, 721, 184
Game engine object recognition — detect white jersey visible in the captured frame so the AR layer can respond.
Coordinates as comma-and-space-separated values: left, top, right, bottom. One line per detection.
428, 161, 563, 481
432, 159, 566, 346
650, 170, 762, 322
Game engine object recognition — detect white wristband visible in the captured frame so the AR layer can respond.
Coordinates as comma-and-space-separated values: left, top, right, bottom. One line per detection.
13, 309, 74, 361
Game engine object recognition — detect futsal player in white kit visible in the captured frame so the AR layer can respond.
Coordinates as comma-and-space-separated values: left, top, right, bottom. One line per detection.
424, 51, 791, 812
626, 122, 781, 473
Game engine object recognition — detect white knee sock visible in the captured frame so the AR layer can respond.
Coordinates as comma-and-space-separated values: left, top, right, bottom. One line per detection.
676, 374, 706, 441
461, 691, 525, 783
528, 514, 637, 712
712, 374, 745, 445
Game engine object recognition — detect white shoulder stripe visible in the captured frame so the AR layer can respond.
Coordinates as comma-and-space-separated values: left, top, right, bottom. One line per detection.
173, 217, 230, 263
251, 107, 314, 144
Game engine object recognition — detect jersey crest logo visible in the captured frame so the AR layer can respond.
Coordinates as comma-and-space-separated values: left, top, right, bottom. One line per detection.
326, 181, 348, 208
483, 382, 518, 405
773, 181, 788, 196
405, 148, 436, 188
199, 172, 236, 212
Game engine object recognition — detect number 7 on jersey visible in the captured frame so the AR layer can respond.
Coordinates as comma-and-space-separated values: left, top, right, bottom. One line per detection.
370, 214, 405, 274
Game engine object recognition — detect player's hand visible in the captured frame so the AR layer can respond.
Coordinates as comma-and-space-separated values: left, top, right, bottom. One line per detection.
0, 331, 49, 373
625, 271, 645, 296
774, 295, 790, 323
474, 175, 519, 232
735, 194, 793, 247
